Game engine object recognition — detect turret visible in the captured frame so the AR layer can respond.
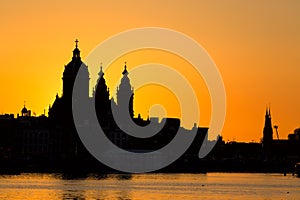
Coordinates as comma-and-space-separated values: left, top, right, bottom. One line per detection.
116, 62, 134, 118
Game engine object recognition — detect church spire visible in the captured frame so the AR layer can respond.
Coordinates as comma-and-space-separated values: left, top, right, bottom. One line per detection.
263, 106, 273, 152
265, 106, 271, 117
75, 39, 79, 48
72, 39, 81, 60
63, 39, 88, 100
117, 62, 134, 118
122, 62, 128, 75
95, 63, 110, 120
98, 62, 104, 77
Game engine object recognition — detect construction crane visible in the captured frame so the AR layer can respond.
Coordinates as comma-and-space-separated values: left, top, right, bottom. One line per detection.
274, 125, 279, 140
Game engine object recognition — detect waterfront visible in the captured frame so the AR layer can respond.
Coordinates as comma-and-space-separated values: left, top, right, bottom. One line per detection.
0, 173, 299, 200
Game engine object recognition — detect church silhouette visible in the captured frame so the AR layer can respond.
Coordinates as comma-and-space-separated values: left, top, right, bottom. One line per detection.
1, 40, 300, 174
45, 40, 208, 173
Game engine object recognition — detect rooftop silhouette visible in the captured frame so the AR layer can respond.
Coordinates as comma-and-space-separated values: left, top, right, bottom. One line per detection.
0, 40, 208, 174
0, 40, 299, 175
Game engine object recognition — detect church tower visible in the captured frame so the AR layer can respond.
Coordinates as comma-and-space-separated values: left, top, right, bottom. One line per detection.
263, 107, 273, 151
95, 64, 110, 120
116, 63, 134, 118
62, 39, 89, 102
48, 40, 90, 160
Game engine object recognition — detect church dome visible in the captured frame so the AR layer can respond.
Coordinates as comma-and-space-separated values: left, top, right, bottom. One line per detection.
21, 106, 28, 114
63, 39, 89, 77
64, 59, 88, 76
62, 39, 90, 100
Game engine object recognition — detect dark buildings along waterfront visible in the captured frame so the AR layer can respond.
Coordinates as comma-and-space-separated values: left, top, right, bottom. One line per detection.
0, 41, 300, 173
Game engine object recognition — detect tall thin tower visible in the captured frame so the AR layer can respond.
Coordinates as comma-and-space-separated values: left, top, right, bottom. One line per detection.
263, 107, 273, 151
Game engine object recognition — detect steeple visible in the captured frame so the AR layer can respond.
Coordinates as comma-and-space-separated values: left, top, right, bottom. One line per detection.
122, 62, 128, 75
96, 62, 108, 88
263, 106, 273, 152
98, 63, 104, 77
117, 62, 134, 118
95, 63, 110, 119
265, 106, 271, 118
62, 39, 89, 100
75, 39, 79, 48
72, 39, 81, 60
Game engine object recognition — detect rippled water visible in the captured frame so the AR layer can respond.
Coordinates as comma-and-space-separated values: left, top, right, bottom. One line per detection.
0, 173, 299, 199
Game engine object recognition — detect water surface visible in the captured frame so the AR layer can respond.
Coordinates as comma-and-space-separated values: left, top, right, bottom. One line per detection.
0, 173, 299, 199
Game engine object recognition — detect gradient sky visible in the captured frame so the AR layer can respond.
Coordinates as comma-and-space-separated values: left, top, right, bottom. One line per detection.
1, 0, 300, 142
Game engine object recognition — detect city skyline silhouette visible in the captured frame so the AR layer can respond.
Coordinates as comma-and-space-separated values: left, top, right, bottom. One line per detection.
0, 39, 299, 174
1, 2, 300, 199
1, 1, 300, 143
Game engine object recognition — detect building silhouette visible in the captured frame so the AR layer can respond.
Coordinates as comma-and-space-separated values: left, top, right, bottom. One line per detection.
46, 40, 208, 172
116, 63, 134, 119
48, 40, 90, 162
2, 40, 300, 174
205, 107, 300, 173
262, 107, 273, 153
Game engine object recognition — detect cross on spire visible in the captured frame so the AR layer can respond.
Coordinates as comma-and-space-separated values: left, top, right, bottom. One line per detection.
75, 39, 79, 48
72, 39, 81, 59
122, 61, 128, 75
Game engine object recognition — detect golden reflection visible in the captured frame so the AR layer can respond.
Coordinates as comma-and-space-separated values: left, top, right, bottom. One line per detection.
1, 173, 300, 199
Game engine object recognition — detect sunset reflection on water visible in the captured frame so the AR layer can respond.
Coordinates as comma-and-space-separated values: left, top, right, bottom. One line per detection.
0, 173, 299, 200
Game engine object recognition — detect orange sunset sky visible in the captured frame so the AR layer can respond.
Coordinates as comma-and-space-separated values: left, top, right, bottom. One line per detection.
1, 1, 300, 142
